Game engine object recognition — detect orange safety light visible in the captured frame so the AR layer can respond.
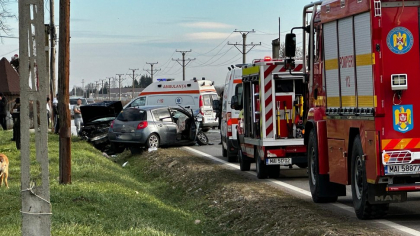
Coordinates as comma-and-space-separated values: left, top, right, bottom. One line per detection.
264, 56, 272, 61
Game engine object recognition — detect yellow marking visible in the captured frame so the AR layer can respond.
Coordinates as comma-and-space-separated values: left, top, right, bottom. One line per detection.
372, 53, 375, 65
243, 66, 259, 76
358, 95, 375, 107
367, 179, 376, 184
325, 59, 338, 70
356, 53, 374, 66
382, 140, 392, 149
341, 96, 356, 107
327, 96, 340, 107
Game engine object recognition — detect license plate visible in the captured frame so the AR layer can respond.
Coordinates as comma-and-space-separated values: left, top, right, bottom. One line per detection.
385, 165, 420, 175
266, 158, 292, 165
205, 111, 213, 115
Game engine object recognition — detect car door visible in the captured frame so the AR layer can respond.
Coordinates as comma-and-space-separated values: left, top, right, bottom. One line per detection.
151, 108, 177, 145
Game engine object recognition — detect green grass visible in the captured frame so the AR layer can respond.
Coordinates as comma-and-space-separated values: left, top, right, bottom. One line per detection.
0, 131, 224, 236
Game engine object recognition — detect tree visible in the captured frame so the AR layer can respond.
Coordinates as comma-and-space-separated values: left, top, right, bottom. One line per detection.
279, 42, 303, 59
0, 0, 15, 37
139, 75, 152, 88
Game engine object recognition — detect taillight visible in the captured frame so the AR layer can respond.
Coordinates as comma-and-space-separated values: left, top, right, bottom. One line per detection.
137, 121, 148, 130
199, 95, 204, 115
110, 120, 115, 128
227, 118, 233, 136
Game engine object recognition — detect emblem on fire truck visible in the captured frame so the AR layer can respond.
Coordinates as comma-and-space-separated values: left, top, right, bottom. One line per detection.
393, 105, 413, 133
387, 27, 414, 54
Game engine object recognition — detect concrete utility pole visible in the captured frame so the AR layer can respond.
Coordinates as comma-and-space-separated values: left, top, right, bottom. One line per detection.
116, 74, 125, 100
127, 68, 139, 98
19, 0, 52, 234
101, 79, 106, 100
107, 77, 113, 100
81, 79, 84, 97
173, 50, 196, 81
58, 0, 71, 185
144, 62, 161, 81
228, 29, 261, 64
50, 0, 56, 99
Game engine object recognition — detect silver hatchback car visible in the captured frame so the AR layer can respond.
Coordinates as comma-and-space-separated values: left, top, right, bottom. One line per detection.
108, 105, 198, 151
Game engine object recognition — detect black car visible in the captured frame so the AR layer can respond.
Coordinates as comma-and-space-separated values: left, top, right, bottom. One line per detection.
79, 101, 123, 152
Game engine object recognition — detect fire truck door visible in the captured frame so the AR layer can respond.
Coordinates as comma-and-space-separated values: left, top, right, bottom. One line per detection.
327, 139, 348, 185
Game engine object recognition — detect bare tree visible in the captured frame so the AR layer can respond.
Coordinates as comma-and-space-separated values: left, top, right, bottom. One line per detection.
0, 1, 15, 37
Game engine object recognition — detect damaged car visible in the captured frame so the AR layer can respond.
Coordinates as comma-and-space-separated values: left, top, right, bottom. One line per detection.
79, 101, 123, 152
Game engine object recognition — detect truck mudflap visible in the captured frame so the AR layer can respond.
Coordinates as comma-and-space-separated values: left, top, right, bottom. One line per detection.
368, 184, 407, 204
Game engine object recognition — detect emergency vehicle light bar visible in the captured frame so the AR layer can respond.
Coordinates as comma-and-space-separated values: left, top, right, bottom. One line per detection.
391, 74, 407, 91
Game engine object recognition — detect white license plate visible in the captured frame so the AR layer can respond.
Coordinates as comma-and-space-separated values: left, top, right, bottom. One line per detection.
385, 165, 420, 175
266, 158, 292, 165
205, 111, 213, 115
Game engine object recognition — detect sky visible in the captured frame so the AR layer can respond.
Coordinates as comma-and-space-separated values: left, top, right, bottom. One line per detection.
0, 0, 312, 91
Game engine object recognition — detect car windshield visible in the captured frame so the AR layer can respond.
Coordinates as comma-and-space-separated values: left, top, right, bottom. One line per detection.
117, 109, 147, 121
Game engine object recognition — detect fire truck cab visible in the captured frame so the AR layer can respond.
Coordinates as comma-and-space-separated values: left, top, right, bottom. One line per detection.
285, 0, 420, 219
232, 57, 308, 179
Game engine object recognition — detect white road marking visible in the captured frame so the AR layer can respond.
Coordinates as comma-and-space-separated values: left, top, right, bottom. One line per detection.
183, 147, 420, 236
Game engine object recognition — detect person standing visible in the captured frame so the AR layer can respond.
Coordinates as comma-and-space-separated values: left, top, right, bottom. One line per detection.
73, 98, 83, 135
11, 98, 20, 149
0, 92, 7, 130
217, 91, 224, 144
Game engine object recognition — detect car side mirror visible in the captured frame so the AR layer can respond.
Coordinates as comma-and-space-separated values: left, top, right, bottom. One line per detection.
285, 33, 296, 58
212, 100, 221, 111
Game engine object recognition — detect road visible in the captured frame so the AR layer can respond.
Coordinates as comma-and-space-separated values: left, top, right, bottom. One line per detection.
186, 129, 420, 236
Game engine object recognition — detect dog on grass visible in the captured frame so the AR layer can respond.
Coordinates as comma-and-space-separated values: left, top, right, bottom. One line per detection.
0, 153, 9, 188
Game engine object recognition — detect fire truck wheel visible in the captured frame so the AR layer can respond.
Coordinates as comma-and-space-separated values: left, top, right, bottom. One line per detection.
256, 149, 268, 179
308, 129, 337, 203
268, 165, 280, 178
238, 149, 250, 171
351, 136, 389, 219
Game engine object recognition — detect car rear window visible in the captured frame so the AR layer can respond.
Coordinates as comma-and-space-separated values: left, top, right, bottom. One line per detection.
117, 109, 147, 121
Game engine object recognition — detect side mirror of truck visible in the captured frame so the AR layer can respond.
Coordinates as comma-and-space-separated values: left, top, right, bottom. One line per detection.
231, 95, 242, 110
212, 100, 220, 112
285, 33, 296, 58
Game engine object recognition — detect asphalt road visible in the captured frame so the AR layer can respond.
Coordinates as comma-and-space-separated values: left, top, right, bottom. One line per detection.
189, 129, 420, 236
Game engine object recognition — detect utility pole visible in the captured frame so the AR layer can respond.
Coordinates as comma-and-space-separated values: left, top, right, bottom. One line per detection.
127, 68, 139, 98
101, 79, 105, 100
107, 77, 113, 100
95, 81, 99, 99
116, 74, 125, 100
81, 79, 84, 97
228, 29, 261, 64
173, 50, 196, 81
144, 62, 161, 81
50, 0, 56, 100
58, 0, 71, 184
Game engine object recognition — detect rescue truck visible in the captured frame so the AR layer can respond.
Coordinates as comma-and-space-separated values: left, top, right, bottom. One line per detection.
231, 57, 308, 178
285, 0, 420, 219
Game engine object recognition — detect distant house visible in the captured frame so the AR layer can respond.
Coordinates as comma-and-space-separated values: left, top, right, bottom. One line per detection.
96, 87, 144, 101
0, 57, 20, 128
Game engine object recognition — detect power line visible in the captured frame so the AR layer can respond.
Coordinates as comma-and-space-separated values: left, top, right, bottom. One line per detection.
144, 62, 161, 80
228, 29, 261, 64
172, 50, 195, 81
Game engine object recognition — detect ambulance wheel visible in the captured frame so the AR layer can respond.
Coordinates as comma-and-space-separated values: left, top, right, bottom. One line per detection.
255, 149, 268, 179
351, 136, 389, 219
226, 140, 237, 162
308, 129, 337, 203
222, 146, 227, 157
268, 165, 280, 178
238, 149, 250, 171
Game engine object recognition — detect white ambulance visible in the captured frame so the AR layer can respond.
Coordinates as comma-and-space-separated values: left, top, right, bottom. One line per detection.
221, 67, 243, 162
124, 78, 219, 131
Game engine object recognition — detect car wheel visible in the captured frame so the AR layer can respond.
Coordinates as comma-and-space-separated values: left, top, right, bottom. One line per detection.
197, 131, 208, 145
308, 129, 337, 203
146, 133, 160, 148
351, 136, 388, 219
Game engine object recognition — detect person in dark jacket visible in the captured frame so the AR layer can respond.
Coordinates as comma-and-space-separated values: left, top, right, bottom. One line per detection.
0, 92, 8, 130
11, 98, 20, 147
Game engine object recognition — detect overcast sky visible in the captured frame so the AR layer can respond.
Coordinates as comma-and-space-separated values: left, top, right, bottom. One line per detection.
0, 0, 310, 91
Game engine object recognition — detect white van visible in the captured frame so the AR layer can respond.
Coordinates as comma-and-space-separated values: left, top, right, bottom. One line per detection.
221, 67, 242, 162
124, 79, 219, 131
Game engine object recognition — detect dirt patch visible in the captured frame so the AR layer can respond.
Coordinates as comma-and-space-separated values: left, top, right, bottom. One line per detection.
123, 148, 400, 236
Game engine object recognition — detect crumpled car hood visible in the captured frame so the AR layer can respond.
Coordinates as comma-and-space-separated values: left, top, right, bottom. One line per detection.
80, 101, 123, 124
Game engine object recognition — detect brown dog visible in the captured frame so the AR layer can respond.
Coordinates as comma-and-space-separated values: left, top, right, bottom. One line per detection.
0, 154, 9, 188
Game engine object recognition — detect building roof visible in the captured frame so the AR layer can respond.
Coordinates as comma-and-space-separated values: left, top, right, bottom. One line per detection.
0, 57, 20, 95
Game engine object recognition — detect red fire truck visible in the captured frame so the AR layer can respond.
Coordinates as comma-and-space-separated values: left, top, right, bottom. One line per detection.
231, 57, 308, 179
285, 0, 420, 219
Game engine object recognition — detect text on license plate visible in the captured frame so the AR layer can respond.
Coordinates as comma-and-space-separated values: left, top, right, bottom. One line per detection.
266, 158, 292, 165
385, 165, 420, 174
